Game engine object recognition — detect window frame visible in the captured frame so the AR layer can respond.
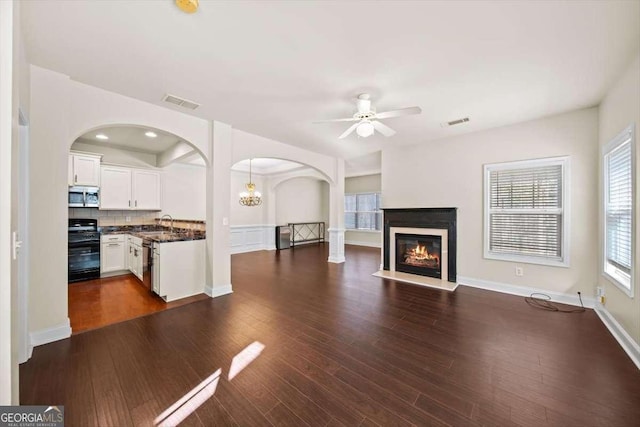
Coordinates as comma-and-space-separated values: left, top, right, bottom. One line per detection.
345, 192, 382, 232
483, 156, 570, 267
602, 124, 636, 298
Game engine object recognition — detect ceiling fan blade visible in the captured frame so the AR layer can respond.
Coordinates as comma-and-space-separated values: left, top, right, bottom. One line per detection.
338, 122, 360, 139
371, 120, 396, 137
313, 117, 359, 124
375, 106, 422, 120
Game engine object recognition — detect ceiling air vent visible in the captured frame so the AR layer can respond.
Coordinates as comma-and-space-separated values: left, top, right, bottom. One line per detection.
441, 117, 470, 127
162, 94, 200, 110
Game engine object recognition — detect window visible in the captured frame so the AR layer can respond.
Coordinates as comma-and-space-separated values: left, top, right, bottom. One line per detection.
484, 156, 569, 266
603, 125, 635, 296
345, 193, 382, 231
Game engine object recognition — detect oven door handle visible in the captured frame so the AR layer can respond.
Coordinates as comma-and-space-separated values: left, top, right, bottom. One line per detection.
68, 241, 101, 250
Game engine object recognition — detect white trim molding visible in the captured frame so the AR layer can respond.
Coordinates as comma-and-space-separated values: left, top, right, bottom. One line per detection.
205, 284, 233, 298
457, 276, 595, 308
601, 124, 635, 297
29, 318, 72, 347
594, 305, 640, 370
345, 240, 381, 248
230, 224, 276, 254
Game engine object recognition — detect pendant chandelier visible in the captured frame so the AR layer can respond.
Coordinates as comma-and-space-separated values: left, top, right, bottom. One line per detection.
239, 159, 262, 207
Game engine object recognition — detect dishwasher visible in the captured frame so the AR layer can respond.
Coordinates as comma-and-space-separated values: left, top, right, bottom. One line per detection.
142, 240, 154, 292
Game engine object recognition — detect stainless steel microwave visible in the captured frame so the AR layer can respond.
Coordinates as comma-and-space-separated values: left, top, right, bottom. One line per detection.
69, 186, 99, 208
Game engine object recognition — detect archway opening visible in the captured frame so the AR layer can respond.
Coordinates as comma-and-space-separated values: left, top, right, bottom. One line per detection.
67, 124, 209, 333
229, 158, 332, 255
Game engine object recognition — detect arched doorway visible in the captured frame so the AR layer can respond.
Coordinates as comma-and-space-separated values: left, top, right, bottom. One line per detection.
229, 157, 344, 263
67, 124, 210, 333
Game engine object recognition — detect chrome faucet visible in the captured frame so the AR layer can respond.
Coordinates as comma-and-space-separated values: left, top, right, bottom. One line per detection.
160, 214, 174, 233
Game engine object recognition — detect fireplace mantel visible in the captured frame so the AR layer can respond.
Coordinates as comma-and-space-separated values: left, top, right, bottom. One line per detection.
382, 208, 457, 283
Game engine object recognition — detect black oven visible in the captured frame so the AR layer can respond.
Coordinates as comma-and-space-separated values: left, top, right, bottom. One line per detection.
68, 218, 101, 283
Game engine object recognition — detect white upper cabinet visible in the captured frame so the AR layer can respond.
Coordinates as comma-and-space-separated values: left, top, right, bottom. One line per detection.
69, 153, 101, 186
100, 166, 133, 210
100, 165, 161, 211
133, 170, 161, 210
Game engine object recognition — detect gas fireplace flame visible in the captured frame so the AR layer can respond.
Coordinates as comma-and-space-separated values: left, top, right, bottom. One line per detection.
403, 242, 440, 268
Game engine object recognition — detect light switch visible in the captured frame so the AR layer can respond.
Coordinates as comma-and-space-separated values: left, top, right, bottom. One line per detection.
222, 217, 229, 226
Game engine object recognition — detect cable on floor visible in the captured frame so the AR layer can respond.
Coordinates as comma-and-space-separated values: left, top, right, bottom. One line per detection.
524, 292, 585, 313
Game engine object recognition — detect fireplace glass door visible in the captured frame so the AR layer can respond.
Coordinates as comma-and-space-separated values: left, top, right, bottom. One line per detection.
395, 233, 442, 278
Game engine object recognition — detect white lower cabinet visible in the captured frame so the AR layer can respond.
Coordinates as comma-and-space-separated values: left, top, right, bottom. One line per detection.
127, 235, 143, 282
100, 234, 125, 273
152, 248, 160, 294
153, 240, 205, 302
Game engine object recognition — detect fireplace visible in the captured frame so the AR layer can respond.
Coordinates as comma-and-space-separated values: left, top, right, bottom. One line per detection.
395, 233, 442, 279
382, 208, 457, 283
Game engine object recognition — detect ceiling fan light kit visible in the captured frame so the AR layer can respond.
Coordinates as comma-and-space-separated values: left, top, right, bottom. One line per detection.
314, 93, 421, 139
356, 120, 375, 138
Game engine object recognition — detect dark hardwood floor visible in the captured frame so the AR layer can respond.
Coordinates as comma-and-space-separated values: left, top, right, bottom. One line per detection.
68, 274, 209, 333
22, 244, 640, 426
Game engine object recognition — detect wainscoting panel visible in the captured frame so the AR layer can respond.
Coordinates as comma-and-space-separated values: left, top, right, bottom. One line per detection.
230, 225, 276, 254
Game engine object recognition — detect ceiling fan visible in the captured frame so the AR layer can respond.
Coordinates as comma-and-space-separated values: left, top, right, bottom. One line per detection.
314, 94, 421, 139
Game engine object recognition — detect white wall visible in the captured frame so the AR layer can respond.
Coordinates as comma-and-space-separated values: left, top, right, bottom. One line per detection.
0, 0, 28, 405
383, 107, 599, 296
598, 55, 640, 346
345, 174, 382, 248
161, 163, 206, 221
27, 65, 212, 341
275, 177, 329, 226
71, 141, 157, 168
230, 170, 266, 226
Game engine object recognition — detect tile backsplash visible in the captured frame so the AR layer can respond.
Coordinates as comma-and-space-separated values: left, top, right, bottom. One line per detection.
68, 208, 158, 226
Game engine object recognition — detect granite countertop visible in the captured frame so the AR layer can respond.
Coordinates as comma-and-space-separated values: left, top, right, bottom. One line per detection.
101, 225, 206, 243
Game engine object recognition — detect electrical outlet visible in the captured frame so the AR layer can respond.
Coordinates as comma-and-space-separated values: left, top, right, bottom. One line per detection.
596, 286, 604, 297
515, 266, 524, 277
125, 216, 131, 222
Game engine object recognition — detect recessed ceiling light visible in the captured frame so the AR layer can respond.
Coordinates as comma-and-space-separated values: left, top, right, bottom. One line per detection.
145, 131, 158, 138
95, 134, 109, 140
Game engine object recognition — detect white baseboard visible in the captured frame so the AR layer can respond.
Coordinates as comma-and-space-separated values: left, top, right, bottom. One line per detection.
328, 256, 346, 263
595, 305, 640, 370
29, 318, 72, 347
345, 240, 381, 248
457, 276, 595, 308
205, 284, 233, 298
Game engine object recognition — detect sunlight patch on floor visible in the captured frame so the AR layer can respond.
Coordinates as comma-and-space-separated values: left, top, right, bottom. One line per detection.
228, 341, 266, 381
154, 368, 221, 427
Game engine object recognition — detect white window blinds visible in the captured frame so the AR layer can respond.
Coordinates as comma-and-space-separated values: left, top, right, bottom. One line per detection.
345, 193, 381, 231
485, 157, 567, 265
604, 131, 633, 290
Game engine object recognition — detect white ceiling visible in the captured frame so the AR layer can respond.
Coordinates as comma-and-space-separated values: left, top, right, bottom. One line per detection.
22, 1, 640, 160
75, 125, 181, 154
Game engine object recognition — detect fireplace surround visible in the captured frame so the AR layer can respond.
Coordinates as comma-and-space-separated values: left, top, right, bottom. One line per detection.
382, 208, 457, 283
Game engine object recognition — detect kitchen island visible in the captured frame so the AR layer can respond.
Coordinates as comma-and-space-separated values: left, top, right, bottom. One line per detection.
101, 225, 206, 302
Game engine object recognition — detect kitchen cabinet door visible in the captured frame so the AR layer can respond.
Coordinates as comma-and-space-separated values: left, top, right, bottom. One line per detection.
126, 239, 133, 272
100, 166, 132, 210
101, 242, 125, 273
132, 170, 161, 210
72, 154, 101, 186
152, 250, 160, 295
